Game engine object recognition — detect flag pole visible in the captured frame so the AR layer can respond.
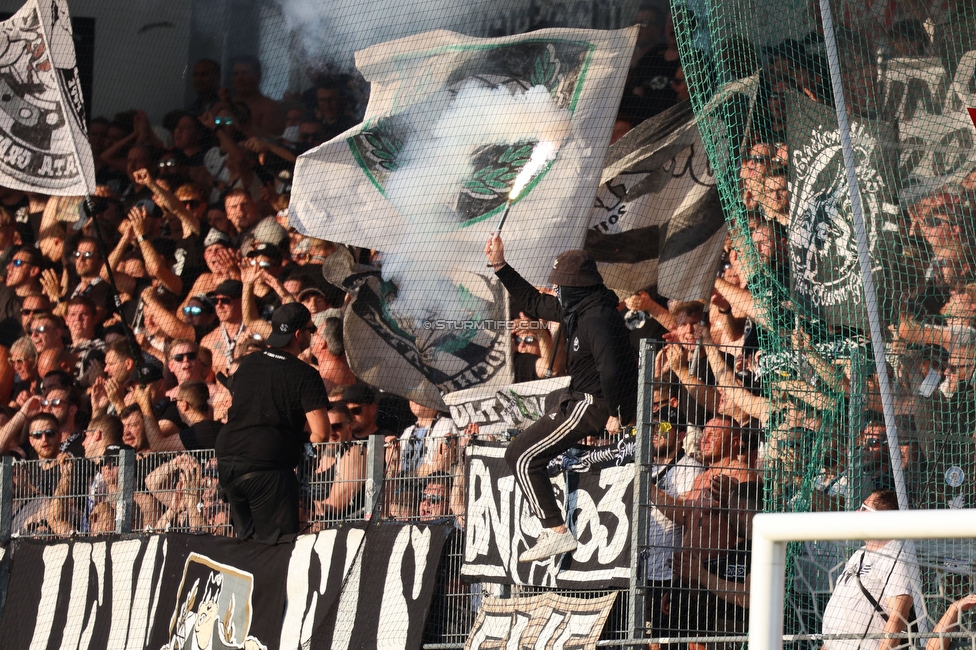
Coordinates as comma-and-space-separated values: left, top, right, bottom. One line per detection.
817, 0, 909, 511
79, 196, 149, 386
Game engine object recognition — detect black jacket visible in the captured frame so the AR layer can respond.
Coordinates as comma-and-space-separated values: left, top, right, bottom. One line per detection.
496, 264, 638, 423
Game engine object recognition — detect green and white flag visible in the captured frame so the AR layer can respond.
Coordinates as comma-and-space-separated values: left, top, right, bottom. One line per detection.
290, 26, 636, 287
290, 27, 634, 406
787, 92, 902, 328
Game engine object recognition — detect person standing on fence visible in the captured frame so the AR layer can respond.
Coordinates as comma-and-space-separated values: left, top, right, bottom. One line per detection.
484, 235, 638, 562
215, 303, 331, 544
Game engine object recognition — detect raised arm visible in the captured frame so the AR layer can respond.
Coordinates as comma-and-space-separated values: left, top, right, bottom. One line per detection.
130, 206, 182, 295
485, 234, 563, 322
133, 169, 201, 236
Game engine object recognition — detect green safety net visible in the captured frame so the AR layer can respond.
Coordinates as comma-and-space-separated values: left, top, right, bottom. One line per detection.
672, 0, 976, 640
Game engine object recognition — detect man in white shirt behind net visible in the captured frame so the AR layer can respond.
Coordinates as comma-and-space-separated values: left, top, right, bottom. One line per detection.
822, 488, 928, 650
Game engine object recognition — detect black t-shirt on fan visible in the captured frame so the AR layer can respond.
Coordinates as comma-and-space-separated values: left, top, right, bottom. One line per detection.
216, 349, 330, 470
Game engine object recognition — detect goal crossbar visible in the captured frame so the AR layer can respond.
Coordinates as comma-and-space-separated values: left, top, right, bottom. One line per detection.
750, 509, 976, 650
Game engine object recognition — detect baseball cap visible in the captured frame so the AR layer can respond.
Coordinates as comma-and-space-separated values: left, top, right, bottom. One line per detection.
342, 382, 377, 405
246, 242, 282, 261
207, 280, 243, 300
203, 228, 232, 248
266, 302, 312, 348
547, 249, 603, 287
251, 216, 288, 247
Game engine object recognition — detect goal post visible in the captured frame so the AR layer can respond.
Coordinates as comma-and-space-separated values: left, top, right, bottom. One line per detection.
750, 509, 976, 650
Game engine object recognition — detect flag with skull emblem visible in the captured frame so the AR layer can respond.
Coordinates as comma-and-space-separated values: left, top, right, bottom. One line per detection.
0, 0, 95, 195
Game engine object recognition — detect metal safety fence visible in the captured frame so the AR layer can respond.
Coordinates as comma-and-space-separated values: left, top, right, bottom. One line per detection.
0, 340, 973, 647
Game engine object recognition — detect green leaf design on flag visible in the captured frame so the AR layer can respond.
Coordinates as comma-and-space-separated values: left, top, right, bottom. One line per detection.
461, 140, 537, 199
363, 123, 403, 171
529, 45, 559, 90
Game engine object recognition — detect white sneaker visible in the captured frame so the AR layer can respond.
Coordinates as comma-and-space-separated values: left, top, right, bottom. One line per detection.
519, 528, 578, 563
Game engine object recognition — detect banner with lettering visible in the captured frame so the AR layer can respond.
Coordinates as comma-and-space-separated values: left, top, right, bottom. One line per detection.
465, 592, 617, 650
462, 442, 632, 589
0, 525, 449, 650
0, 0, 95, 194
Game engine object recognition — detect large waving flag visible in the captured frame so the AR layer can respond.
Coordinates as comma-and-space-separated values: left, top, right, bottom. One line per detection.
585, 77, 758, 301
291, 27, 635, 407
290, 27, 636, 286
0, 0, 94, 195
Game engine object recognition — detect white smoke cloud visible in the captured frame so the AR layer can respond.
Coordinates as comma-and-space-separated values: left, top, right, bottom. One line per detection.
274, 0, 527, 68
379, 81, 571, 327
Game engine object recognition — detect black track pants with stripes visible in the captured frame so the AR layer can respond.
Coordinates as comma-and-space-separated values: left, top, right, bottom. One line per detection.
504, 388, 609, 528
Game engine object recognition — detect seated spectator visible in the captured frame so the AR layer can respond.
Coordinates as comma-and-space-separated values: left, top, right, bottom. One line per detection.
8, 336, 39, 406
65, 297, 105, 386
310, 402, 366, 521
305, 309, 355, 398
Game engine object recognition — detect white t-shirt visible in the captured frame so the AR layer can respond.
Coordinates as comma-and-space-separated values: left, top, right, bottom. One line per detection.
398, 417, 454, 474
646, 453, 704, 581
822, 540, 924, 650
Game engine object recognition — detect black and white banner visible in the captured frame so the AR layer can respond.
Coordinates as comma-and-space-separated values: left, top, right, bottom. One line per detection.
0, 525, 450, 650
465, 592, 617, 650
462, 443, 632, 589
324, 245, 512, 411
444, 376, 570, 438
881, 52, 976, 186
0, 0, 95, 194
584, 87, 755, 301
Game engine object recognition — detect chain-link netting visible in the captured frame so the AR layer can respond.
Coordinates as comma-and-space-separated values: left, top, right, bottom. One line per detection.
671, 0, 976, 643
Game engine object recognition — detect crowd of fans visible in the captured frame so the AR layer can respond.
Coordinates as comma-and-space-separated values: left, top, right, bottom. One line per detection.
0, 0, 973, 642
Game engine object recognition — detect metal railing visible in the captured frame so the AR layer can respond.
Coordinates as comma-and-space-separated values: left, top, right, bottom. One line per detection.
2, 339, 971, 648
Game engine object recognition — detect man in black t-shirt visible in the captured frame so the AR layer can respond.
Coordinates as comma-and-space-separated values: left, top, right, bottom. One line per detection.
216, 303, 331, 544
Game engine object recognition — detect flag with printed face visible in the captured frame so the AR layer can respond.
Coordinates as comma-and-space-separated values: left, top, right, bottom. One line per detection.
0, 0, 94, 195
